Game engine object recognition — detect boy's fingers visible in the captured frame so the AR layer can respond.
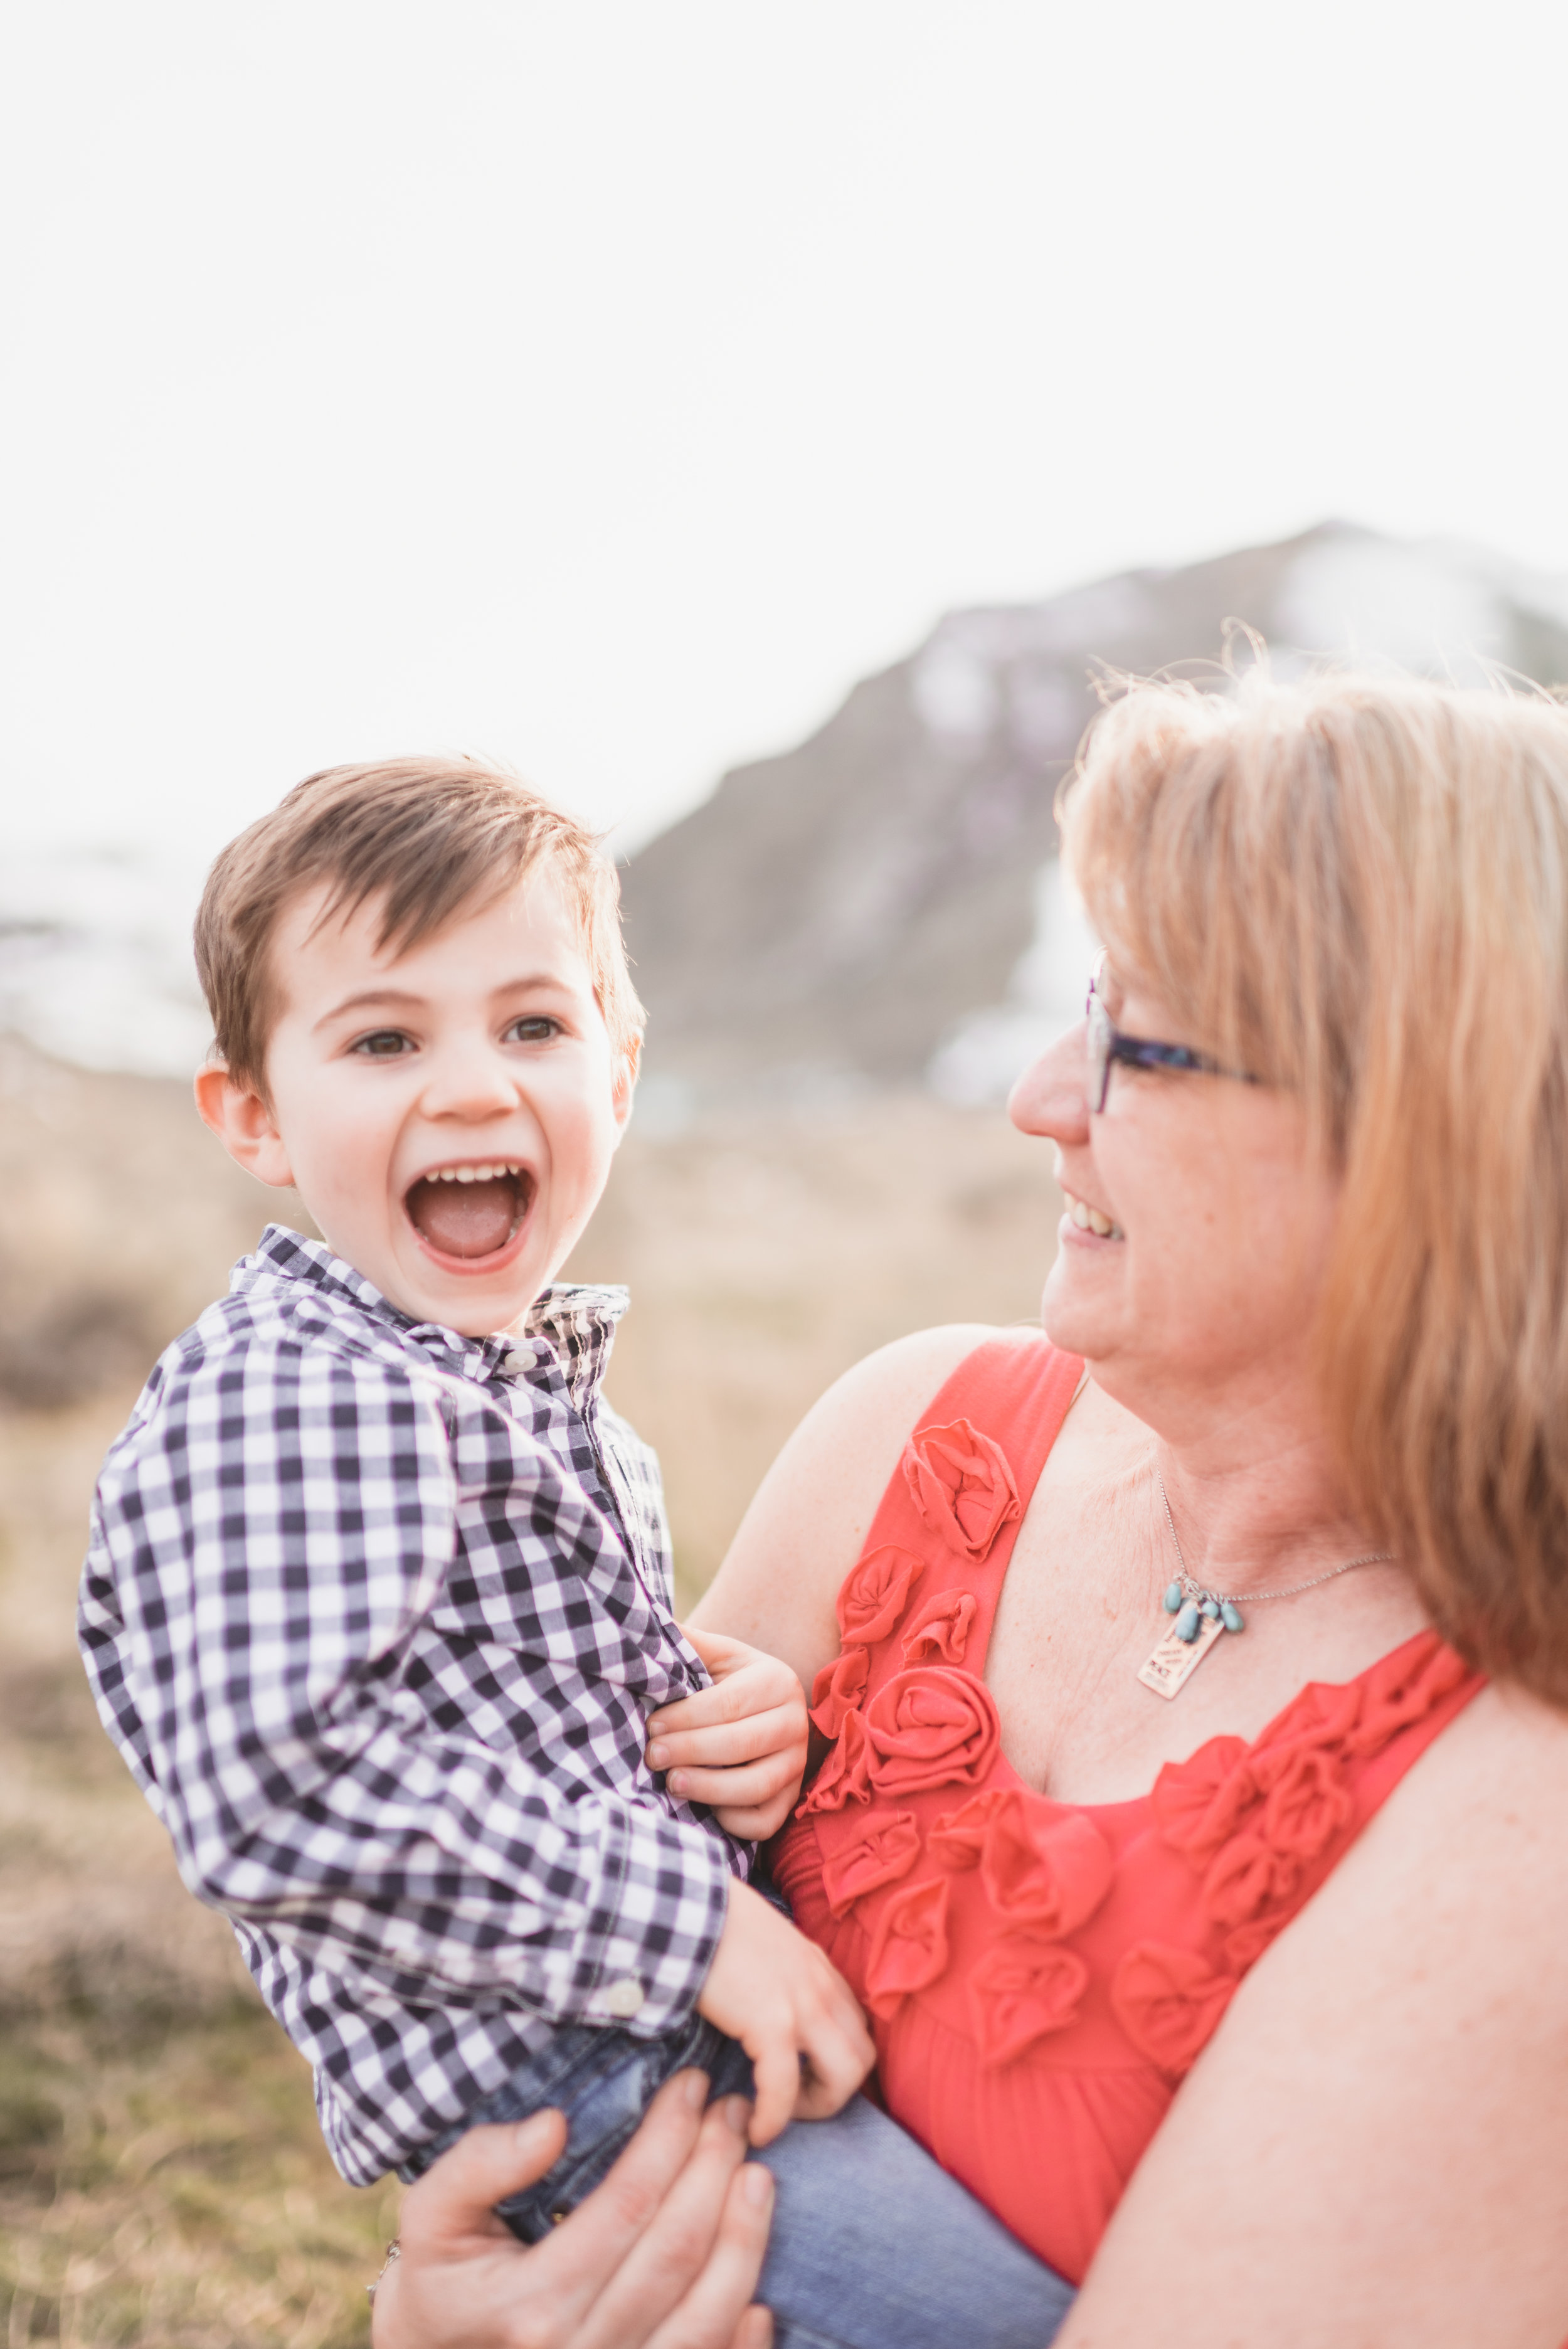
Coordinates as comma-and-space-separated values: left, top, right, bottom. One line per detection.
650, 1708, 803, 1773
744, 2044, 801, 2147
647, 1688, 721, 1732
400, 2109, 567, 2252
652, 1662, 800, 1737
649, 1677, 760, 1735
576, 2097, 753, 2349
642, 2163, 777, 2349
792, 2008, 876, 2121
666, 1755, 801, 1808
677, 1624, 736, 1668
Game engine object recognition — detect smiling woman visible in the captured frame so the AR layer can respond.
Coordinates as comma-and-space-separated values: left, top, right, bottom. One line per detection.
664, 668, 1568, 2349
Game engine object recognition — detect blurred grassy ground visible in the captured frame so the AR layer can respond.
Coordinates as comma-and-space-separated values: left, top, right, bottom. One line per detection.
0, 1036, 1059, 2345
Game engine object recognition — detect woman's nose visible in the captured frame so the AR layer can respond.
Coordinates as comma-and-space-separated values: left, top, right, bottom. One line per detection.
1009, 1021, 1091, 1144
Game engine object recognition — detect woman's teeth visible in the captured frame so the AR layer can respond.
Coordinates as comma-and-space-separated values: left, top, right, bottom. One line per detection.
1067, 1194, 1123, 1239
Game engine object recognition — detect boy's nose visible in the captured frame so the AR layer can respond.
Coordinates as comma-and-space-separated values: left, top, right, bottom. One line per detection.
1009, 1021, 1091, 1145
418, 1039, 520, 1121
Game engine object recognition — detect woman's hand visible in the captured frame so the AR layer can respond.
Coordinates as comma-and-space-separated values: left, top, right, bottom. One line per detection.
371, 2069, 775, 2349
647, 1628, 810, 1838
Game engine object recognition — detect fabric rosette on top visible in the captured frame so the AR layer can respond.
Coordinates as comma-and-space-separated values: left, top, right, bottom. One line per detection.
899, 1588, 978, 1667
930, 1787, 1114, 1937
809, 1643, 872, 1738
820, 1810, 923, 1917
864, 1666, 1001, 1797
969, 1935, 1091, 2068
864, 1875, 951, 2018
902, 1419, 1020, 1559
1110, 1941, 1239, 2073
835, 1545, 927, 1645
1145, 1631, 1479, 1982
797, 1708, 875, 1815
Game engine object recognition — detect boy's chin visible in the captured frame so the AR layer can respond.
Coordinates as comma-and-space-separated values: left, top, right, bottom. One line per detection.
386, 1228, 551, 1335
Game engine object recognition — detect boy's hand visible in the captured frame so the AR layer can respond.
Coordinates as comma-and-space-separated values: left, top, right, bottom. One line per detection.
696, 1877, 876, 2146
647, 1628, 810, 1839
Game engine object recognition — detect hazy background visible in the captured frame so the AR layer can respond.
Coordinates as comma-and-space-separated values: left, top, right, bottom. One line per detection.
8, 0, 1568, 1073
6, 5, 1568, 2343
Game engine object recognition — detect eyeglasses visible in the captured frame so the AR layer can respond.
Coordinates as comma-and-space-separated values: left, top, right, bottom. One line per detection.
1085, 954, 1256, 1115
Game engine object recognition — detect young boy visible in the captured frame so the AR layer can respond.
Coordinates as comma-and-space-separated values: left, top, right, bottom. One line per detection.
80, 759, 1071, 2349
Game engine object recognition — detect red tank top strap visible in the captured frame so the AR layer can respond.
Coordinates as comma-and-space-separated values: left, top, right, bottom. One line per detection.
806, 1335, 1082, 1741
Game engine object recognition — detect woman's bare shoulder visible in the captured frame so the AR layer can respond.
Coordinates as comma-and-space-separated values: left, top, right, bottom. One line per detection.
801, 1318, 1042, 1443
1060, 1679, 1568, 2346
689, 1322, 1036, 1673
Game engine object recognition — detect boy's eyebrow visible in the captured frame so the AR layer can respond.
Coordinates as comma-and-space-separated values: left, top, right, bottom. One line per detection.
314, 974, 576, 1031
314, 987, 426, 1031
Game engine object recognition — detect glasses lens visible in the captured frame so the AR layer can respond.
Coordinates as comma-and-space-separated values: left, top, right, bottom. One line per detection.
1086, 994, 1111, 1113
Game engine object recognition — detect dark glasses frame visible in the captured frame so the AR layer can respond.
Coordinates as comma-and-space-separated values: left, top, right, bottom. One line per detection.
1085, 953, 1256, 1114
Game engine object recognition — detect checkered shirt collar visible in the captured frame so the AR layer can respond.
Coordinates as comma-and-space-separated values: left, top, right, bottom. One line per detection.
235, 1222, 628, 1414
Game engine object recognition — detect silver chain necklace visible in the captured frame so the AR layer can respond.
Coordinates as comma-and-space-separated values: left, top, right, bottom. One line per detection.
1136, 1467, 1395, 1702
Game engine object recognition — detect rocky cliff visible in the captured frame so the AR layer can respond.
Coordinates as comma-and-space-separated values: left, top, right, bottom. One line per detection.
620, 521, 1568, 1107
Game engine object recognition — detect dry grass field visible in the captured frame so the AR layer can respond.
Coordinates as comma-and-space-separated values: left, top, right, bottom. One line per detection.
0, 1037, 1059, 2345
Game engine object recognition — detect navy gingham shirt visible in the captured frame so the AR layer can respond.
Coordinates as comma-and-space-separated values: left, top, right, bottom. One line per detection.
79, 1226, 747, 2185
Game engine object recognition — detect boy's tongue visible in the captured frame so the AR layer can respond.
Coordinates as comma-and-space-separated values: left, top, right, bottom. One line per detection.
406, 1174, 518, 1260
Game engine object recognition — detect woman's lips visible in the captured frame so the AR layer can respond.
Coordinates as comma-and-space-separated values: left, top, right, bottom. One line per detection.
405, 1170, 531, 1267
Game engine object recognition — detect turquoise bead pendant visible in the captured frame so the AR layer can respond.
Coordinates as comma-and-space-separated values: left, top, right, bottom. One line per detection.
1162, 1584, 1246, 1643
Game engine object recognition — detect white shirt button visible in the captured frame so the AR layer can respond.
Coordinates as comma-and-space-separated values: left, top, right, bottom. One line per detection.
501, 1350, 531, 1376
600, 1976, 645, 2019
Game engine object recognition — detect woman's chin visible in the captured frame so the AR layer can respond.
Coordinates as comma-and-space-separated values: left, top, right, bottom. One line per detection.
1040, 1256, 1118, 1362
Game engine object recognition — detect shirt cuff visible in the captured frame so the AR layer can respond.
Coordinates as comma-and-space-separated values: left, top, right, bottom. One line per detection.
578, 1805, 734, 2036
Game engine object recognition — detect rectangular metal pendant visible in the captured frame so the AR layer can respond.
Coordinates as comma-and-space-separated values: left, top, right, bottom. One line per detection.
1137, 1609, 1226, 1700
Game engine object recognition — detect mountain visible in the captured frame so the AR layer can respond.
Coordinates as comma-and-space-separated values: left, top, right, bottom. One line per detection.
619, 521, 1568, 1109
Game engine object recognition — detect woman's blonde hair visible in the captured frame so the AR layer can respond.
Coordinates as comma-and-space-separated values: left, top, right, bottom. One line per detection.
1061, 667, 1568, 1705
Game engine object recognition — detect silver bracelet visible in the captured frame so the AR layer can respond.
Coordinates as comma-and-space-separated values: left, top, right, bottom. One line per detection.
366, 2238, 401, 2306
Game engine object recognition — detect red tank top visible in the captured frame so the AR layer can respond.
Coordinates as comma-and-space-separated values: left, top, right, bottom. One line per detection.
771, 1337, 1485, 2284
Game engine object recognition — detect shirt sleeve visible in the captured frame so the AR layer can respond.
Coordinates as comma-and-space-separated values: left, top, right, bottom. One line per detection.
80, 1333, 731, 2036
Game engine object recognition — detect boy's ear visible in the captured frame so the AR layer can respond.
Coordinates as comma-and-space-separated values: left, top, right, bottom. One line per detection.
610, 1041, 639, 1138
194, 1063, 297, 1189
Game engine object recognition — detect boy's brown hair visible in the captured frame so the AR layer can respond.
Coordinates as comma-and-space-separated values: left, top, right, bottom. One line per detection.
194, 757, 645, 1095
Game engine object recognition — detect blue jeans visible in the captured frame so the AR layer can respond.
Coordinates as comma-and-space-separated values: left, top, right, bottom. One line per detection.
401, 2006, 1075, 2349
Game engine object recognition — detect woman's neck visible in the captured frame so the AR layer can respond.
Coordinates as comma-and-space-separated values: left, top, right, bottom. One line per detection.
1095, 1367, 1389, 1596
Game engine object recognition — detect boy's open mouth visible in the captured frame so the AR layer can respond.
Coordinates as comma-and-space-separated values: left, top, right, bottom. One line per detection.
404, 1162, 532, 1264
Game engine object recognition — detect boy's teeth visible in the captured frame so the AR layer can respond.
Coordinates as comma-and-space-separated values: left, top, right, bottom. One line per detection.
430, 1162, 521, 1182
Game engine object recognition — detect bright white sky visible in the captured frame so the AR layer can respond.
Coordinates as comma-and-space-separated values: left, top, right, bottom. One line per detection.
5, 0, 1567, 867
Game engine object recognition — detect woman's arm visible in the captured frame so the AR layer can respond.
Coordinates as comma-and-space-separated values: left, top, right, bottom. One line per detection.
1057, 1684, 1568, 2348
372, 2071, 775, 2349
687, 1323, 1002, 1689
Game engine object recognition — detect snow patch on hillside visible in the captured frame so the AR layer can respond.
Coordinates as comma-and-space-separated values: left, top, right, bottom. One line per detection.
928, 859, 1099, 1105
0, 847, 211, 1076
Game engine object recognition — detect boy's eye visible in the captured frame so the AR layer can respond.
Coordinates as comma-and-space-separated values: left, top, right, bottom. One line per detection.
351, 1030, 414, 1058
505, 1016, 560, 1044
